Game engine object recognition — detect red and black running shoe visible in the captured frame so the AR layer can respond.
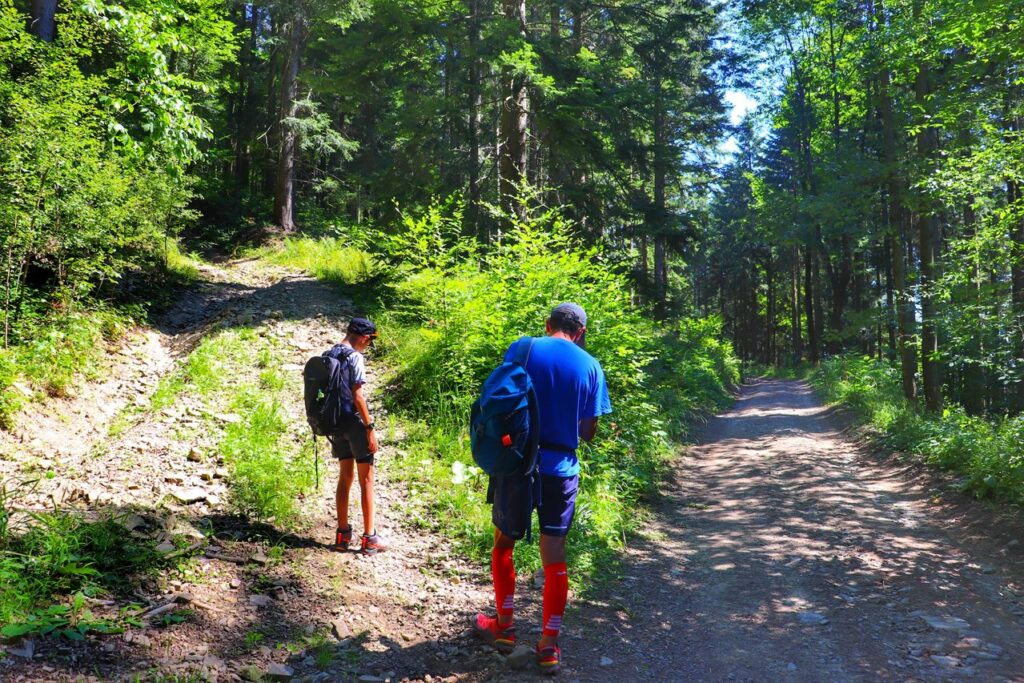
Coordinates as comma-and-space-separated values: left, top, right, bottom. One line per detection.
360, 531, 388, 555
472, 613, 516, 653
334, 526, 352, 551
537, 644, 561, 676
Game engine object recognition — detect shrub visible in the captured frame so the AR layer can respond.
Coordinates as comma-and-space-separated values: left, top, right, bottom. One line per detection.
273, 201, 742, 583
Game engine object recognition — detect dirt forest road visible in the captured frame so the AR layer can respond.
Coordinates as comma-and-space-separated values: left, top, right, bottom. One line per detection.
3, 258, 1024, 682
559, 379, 1024, 682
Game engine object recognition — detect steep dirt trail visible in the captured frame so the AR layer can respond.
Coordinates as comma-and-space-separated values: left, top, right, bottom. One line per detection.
555, 379, 1024, 682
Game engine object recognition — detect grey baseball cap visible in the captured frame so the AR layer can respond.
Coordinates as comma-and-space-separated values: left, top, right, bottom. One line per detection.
550, 302, 587, 347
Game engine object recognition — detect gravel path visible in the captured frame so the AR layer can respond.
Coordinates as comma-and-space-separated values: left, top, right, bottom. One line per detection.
555, 379, 1024, 682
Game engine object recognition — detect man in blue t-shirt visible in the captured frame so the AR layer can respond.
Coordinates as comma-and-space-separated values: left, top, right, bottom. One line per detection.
473, 303, 612, 676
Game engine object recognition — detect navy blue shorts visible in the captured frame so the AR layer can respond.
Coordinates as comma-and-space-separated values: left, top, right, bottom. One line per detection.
489, 473, 580, 540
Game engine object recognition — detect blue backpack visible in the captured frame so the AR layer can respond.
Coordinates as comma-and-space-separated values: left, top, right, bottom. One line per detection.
470, 337, 540, 477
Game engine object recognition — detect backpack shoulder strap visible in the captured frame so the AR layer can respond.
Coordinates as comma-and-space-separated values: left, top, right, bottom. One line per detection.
512, 336, 534, 368
324, 344, 356, 361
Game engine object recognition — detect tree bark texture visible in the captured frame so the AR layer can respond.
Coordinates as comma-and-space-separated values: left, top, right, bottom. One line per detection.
498, 0, 529, 223
31, 0, 57, 42
273, 10, 307, 233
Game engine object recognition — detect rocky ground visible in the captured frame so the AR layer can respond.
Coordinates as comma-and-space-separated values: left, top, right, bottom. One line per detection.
1, 260, 1023, 682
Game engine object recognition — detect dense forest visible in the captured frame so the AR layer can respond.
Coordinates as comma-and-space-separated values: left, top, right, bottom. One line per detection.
702, 0, 1024, 419
2, 1, 1023, 471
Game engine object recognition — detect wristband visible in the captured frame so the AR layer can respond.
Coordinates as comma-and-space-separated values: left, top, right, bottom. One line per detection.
366, 422, 375, 431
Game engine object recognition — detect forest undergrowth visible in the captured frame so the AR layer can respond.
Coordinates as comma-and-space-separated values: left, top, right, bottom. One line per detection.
263, 203, 741, 586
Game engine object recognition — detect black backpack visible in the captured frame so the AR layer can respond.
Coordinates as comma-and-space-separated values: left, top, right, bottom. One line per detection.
303, 345, 357, 436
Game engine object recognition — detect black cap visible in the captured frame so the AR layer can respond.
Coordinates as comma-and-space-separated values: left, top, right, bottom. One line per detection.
348, 317, 377, 336
549, 302, 587, 347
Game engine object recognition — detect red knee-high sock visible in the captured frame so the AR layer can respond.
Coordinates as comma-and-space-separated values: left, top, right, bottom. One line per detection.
542, 562, 569, 637
492, 546, 516, 621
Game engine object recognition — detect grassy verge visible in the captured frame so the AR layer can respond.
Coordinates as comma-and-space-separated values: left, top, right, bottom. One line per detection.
263, 208, 739, 588
0, 241, 205, 429
149, 326, 315, 523
0, 479, 197, 640
811, 355, 1024, 503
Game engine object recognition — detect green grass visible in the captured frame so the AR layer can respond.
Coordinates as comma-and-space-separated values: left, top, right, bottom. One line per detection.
148, 326, 315, 523
163, 240, 203, 283
267, 210, 741, 589
258, 237, 379, 287
218, 386, 314, 522
811, 355, 1024, 503
0, 480, 197, 639
0, 303, 138, 427
151, 328, 257, 410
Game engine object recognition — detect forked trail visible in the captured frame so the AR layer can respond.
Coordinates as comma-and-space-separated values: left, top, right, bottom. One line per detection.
2, 260, 1023, 682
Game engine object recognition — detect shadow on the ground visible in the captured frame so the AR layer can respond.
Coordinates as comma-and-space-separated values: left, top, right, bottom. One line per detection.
562, 379, 1024, 681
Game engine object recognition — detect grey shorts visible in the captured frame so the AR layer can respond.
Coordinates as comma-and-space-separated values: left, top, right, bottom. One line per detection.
330, 416, 373, 465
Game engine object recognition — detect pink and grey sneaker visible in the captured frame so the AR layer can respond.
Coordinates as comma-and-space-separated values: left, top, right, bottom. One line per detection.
360, 531, 388, 555
537, 643, 561, 676
472, 613, 516, 653
334, 526, 353, 551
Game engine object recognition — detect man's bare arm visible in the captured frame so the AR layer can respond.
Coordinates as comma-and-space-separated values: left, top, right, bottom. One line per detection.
352, 384, 378, 454
352, 384, 373, 426
579, 417, 599, 443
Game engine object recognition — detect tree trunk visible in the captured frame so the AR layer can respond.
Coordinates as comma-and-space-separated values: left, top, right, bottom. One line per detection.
467, 0, 485, 239
804, 247, 819, 364
273, 10, 306, 233
498, 0, 529, 223
792, 247, 802, 363
30, 0, 57, 42
1008, 114, 1024, 410
766, 254, 776, 365
234, 5, 260, 194
876, 11, 916, 400
962, 197, 986, 415
652, 90, 668, 309
913, 4, 942, 413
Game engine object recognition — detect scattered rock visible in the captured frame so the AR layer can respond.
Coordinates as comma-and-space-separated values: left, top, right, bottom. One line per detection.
170, 486, 207, 504
506, 645, 534, 670
357, 676, 384, 683
8, 639, 35, 659
600, 656, 614, 666
165, 473, 187, 485
230, 578, 242, 589
796, 611, 829, 625
155, 542, 176, 553
251, 552, 270, 565
332, 618, 350, 640
919, 614, 970, 631
240, 665, 264, 682
187, 447, 203, 462
119, 514, 148, 531
930, 655, 960, 668
215, 467, 230, 479
266, 664, 295, 681
215, 413, 243, 424
534, 568, 545, 589
202, 655, 226, 671
249, 594, 272, 607
787, 662, 797, 671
